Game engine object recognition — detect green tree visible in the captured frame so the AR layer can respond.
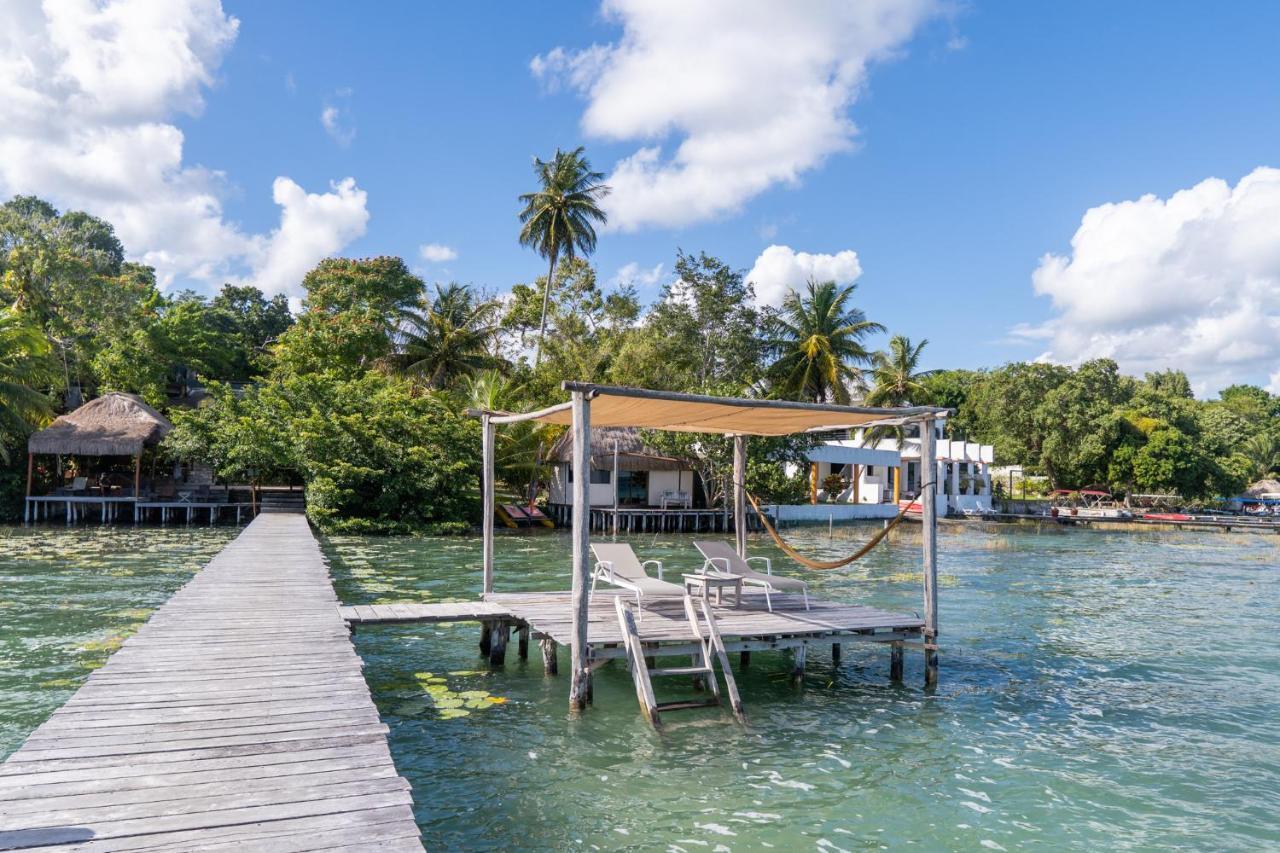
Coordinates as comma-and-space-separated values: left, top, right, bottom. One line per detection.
863, 335, 935, 446
275, 257, 424, 377
765, 279, 884, 404
614, 252, 763, 393
517, 146, 610, 366
392, 283, 501, 390
0, 309, 54, 453
1241, 433, 1279, 480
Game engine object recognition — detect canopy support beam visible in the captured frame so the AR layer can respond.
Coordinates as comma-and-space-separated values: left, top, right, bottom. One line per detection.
733, 435, 747, 558
481, 413, 495, 595
569, 390, 592, 711
920, 417, 939, 686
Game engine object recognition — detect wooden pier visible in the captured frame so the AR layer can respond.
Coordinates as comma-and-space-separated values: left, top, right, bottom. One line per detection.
343, 592, 924, 690
0, 513, 422, 852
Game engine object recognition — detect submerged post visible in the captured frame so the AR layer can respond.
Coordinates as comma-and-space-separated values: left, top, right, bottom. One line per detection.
919, 416, 939, 685
569, 390, 592, 710
733, 435, 747, 557
481, 413, 495, 595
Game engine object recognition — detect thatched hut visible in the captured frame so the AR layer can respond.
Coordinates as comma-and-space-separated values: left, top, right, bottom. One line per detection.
546, 426, 701, 508
27, 393, 173, 497
1244, 478, 1280, 498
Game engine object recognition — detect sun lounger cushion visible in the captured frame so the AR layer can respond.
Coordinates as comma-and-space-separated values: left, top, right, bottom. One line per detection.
693, 541, 808, 592
590, 543, 685, 596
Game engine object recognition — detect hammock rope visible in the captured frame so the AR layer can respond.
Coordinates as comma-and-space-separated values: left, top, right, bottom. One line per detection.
741, 481, 933, 572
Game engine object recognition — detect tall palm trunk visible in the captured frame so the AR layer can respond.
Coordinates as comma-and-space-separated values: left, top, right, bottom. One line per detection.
534, 248, 558, 367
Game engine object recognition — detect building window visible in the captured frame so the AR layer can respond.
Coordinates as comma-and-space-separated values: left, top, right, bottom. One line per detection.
567, 468, 614, 484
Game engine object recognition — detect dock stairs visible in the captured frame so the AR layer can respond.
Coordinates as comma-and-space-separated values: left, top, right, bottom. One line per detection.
259, 489, 306, 513
612, 594, 745, 729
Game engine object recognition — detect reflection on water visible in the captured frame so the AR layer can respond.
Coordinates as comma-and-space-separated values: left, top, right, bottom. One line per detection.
326, 523, 1280, 850
0, 524, 238, 757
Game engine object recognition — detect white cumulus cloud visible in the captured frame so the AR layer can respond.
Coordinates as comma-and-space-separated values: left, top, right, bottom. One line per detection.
320, 88, 355, 147
1029, 167, 1280, 394
609, 261, 664, 289
745, 245, 863, 308
532, 0, 941, 231
419, 243, 458, 263
0, 0, 368, 296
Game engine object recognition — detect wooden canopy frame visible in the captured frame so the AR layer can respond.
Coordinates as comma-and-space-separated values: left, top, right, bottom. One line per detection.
470, 383, 948, 710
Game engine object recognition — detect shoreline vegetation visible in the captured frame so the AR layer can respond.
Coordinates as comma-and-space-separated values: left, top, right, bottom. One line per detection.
1, 176, 1277, 534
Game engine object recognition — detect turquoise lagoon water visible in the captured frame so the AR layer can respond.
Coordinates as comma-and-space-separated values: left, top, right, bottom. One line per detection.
325, 523, 1280, 850
0, 521, 1276, 849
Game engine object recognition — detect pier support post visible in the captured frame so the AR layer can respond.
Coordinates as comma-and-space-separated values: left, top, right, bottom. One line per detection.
740, 650, 751, 668
791, 643, 807, 688
568, 389, 592, 711
518, 625, 529, 660
488, 621, 508, 666
920, 417, 940, 687
831, 642, 841, 666
540, 638, 558, 675
733, 435, 747, 558
479, 620, 492, 657
481, 414, 495, 596
890, 641, 904, 681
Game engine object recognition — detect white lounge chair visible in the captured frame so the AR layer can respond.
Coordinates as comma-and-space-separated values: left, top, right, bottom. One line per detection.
693, 540, 809, 612
589, 543, 686, 619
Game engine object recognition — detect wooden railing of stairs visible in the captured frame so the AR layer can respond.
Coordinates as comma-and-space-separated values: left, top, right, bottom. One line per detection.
612, 594, 746, 729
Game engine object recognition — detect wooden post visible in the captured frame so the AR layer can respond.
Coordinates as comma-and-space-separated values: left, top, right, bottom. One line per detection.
791, 642, 807, 687
518, 624, 530, 660
540, 637, 558, 675
481, 414, 495, 595
568, 390, 592, 711
479, 620, 492, 656
24, 453, 33, 523
733, 435, 747, 558
132, 454, 141, 499
489, 621, 507, 666
893, 463, 901, 503
920, 417, 939, 686
612, 439, 619, 536
809, 462, 819, 505
890, 641, 904, 681
740, 650, 750, 668
831, 642, 841, 665
851, 464, 859, 504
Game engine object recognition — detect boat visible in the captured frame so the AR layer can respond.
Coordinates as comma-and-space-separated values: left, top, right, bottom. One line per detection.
1048, 490, 1133, 520
1142, 512, 1193, 522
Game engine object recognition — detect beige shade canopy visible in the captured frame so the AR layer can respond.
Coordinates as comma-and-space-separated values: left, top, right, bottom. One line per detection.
491, 383, 949, 437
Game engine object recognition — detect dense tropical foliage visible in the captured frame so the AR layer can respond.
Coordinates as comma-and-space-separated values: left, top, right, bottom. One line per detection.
1, 171, 1276, 529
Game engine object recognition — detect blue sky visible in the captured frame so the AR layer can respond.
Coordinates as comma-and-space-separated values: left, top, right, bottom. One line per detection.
4, 1, 1279, 393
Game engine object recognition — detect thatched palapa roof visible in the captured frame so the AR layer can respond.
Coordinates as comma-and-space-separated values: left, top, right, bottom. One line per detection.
547, 427, 691, 472
1244, 478, 1280, 497
29, 392, 173, 457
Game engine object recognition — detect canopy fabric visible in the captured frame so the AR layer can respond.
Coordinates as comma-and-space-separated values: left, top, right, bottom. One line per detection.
29, 392, 172, 457
528, 384, 947, 437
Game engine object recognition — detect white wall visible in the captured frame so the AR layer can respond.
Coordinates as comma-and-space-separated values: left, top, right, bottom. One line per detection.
549, 464, 615, 507
646, 470, 695, 506
772, 503, 898, 522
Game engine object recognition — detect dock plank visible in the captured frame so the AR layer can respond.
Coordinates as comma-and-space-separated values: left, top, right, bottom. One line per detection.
0, 514, 423, 851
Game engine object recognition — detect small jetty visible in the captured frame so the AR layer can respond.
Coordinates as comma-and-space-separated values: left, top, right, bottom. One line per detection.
0, 514, 422, 852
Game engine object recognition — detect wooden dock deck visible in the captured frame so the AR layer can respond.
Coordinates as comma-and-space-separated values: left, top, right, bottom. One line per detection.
0, 513, 422, 852
342, 592, 924, 668
488, 591, 924, 659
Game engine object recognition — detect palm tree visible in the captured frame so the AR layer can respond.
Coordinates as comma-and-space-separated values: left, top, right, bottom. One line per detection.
517, 146, 609, 366
862, 335, 936, 447
1242, 432, 1280, 480
0, 309, 53, 460
391, 284, 501, 390
765, 279, 884, 404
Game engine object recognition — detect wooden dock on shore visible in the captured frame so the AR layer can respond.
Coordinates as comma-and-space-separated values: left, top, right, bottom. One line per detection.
0, 513, 422, 852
